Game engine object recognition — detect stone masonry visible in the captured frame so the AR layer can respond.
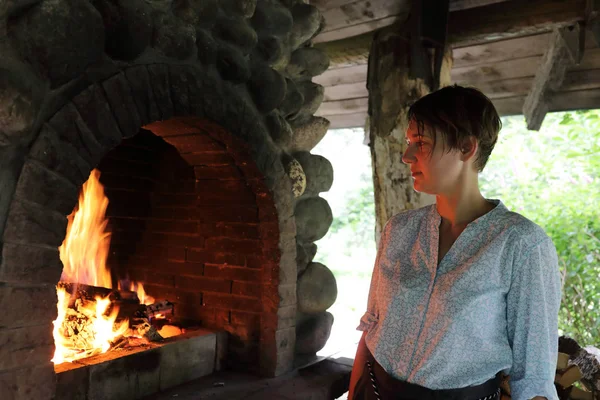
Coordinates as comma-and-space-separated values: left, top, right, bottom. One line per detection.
0, 1, 339, 399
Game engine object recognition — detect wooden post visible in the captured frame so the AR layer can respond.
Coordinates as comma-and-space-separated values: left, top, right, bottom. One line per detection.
367, 25, 452, 241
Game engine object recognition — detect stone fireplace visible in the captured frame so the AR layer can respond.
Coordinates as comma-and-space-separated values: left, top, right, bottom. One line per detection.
0, 1, 338, 399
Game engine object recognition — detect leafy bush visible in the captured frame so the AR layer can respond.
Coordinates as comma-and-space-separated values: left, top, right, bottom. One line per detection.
480, 111, 600, 345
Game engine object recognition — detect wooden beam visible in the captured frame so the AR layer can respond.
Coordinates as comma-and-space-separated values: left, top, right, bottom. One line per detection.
494, 87, 600, 116
522, 25, 582, 130
314, 30, 373, 67
449, 0, 586, 46
323, 85, 600, 128
319, 67, 600, 106
316, 0, 586, 67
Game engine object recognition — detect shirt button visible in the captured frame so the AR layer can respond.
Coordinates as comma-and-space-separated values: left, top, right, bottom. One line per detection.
417, 305, 424, 311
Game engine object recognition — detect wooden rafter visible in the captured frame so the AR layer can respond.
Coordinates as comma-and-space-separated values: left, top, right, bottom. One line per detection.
522, 25, 583, 130
316, 0, 586, 68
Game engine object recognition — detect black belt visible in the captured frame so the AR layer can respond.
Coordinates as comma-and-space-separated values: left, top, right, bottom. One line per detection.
354, 348, 501, 400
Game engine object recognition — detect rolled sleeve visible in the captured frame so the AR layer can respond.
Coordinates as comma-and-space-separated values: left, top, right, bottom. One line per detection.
506, 236, 562, 400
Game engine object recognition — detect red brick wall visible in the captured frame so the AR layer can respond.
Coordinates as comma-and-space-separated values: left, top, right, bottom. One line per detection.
96, 124, 274, 367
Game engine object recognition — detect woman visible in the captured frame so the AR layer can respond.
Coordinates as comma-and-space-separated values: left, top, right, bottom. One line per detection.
348, 85, 561, 400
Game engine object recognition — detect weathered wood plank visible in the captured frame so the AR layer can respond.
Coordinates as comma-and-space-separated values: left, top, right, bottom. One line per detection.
314, 15, 402, 43
315, 97, 368, 116
313, 64, 368, 87
318, 0, 410, 34
317, 0, 586, 71
449, 0, 585, 46
324, 81, 368, 101
493, 88, 600, 116
453, 33, 551, 68
311, 0, 357, 12
452, 47, 600, 84
326, 112, 369, 129
320, 68, 600, 105
449, 0, 508, 11
453, 29, 597, 68
323, 76, 600, 128
523, 26, 581, 130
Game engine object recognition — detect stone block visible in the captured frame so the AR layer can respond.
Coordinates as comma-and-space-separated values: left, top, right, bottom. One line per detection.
0, 365, 55, 400
14, 160, 78, 215
72, 84, 123, 149
3, 200, 67, 248
0, 324, 54, 372
278, 283, 296, 307
0, 283, 56, 328
0, 242, 63, 284
168, 65, 192, 116
55, 363, 89, 400
277, 305, 297, 330
159, 331, 216, 390
273, 327, 296, 376
293, 152, 334, 196
7, 0, 104, 87
289, 116, 330, 153
102, 72, 142, 139
295, 312, 334, 355
124, 66, 161, 125
87, 349, 161, 400
215, 330, 228, 371
0, 145, 26, 239
147, 64, 174, 121
29, 124, 91, 187
295, 197, 332, 243
48, 103, 106, 167
297, 262, 337, 314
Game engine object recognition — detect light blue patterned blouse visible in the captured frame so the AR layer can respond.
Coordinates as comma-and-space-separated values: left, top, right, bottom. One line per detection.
358, 200, 561, 400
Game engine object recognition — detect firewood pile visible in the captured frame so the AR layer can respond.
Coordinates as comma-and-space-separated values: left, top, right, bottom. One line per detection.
56, 282, 177, 356
498, 336, 600, 400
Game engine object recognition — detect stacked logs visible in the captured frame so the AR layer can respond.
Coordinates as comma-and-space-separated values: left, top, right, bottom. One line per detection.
57, 282, 175, 350
499, 336, 600, 400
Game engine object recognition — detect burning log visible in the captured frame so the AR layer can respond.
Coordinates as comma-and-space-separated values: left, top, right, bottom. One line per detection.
139, 300, 174, 320
58, 282, 114, 305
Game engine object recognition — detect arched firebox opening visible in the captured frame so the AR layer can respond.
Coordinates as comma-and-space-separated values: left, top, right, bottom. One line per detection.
45, 117, 285, 397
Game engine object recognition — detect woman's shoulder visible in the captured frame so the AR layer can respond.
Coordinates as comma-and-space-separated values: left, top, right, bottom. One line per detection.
492, 205, 552, 247
383, 205, 434, 234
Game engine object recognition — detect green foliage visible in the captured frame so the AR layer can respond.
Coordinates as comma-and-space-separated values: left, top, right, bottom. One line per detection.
480, 110, 600, 345
329, 173, 376, 249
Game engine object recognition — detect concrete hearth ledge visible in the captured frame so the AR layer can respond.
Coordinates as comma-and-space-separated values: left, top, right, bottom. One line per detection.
142, 356, 352, 400
55, 328, 226, 400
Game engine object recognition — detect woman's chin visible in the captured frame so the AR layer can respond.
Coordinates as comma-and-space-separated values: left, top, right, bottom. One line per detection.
412, 182, 435, 195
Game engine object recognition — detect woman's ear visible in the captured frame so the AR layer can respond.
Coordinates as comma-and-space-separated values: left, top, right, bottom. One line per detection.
459, 136, 478, 162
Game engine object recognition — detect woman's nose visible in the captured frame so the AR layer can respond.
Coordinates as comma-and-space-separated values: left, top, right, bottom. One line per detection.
402, 144, 416, 164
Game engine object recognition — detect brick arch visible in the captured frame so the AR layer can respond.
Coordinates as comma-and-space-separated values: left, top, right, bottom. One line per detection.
0, 65, 296, 381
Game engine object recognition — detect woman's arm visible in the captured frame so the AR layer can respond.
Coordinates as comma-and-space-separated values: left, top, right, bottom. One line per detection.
348, 331, 368, 400
506, 235, 562, 400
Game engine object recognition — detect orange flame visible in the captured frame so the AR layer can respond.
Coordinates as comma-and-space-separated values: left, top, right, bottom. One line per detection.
59, 169, 112, 288
52, 169, 152, 364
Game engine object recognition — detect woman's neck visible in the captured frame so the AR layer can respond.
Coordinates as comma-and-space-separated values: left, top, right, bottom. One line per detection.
435, 178, 493, 227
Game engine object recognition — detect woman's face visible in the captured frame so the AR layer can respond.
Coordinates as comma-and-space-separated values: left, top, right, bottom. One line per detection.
401, 119, 466, 195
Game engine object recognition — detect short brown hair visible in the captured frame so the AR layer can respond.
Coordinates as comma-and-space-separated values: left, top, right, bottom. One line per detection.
407, 85, 501, 171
